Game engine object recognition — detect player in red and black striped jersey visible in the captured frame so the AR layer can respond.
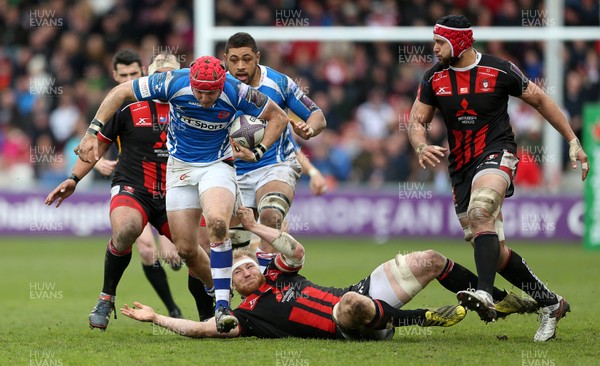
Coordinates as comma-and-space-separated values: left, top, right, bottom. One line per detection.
46, 50, 187, 330
123, 206, 548, 339
408, 15, 589, 341
98, 98, 170, 196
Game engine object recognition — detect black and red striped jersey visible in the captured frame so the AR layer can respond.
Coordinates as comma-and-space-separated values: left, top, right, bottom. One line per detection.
232, 258, 348, 339
97, 100, 170, 195
417, 52, 528, 174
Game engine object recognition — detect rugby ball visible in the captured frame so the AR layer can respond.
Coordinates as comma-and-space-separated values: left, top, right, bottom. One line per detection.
229, 114, 266, 149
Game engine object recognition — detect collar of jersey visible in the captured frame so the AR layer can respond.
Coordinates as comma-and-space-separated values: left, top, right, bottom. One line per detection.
450, 49, 482, 72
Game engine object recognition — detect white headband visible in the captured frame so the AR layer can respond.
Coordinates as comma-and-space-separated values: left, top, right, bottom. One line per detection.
232, 257, 259, 272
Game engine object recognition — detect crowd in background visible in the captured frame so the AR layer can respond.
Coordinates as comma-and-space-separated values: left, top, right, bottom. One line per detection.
0, 0, 598, 192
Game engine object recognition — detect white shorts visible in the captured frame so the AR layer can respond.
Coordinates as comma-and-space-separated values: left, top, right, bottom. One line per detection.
165, 156, 238, 211
237, 157, 301, 208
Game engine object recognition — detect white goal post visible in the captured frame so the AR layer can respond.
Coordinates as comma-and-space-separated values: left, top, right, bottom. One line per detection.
194, 0, 600, 185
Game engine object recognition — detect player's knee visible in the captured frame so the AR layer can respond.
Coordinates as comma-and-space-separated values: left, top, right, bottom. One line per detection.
258, 193, 290, 229
423, 250, 446, 276
176, 245, 198, 261
259, 209, 283, 230
114, 222, 142, 247
206, 217, 227, 240
137, 246, 155, 264
467, 187, 502, 228
467, 206, 494, 228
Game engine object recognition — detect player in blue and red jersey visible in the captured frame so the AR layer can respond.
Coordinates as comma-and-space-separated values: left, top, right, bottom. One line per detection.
223, 32, 327, 271
74, 55, 289, 333
407, 15, 589, 341
46, 50, 184, 330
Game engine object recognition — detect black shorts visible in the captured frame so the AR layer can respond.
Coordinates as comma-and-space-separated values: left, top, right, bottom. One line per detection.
451, 149, 519, 216
109, 184, 169, 236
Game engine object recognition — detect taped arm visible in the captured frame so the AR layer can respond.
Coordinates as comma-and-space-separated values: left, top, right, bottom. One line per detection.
238, 207, 304, 270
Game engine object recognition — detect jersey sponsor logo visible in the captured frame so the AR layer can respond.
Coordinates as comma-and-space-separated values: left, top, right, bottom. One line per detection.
138, 77, 151, 98
432, 71, 452, 96
153, 131, 168, 149
456, 98, 478, 125
131, 103, 149, 112
436, 86, 451, 95
122, 185, 135, 194
179, 173, 189, 181
180, 116, 228, 131
218, 111, 231, 119
475, 67, 499, 93
135, 117, 152, 127
456, 70, 470, 95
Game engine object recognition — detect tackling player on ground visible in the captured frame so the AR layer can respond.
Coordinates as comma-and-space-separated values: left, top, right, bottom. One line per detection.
407, 15, 589, 341
121, 206, 536, 339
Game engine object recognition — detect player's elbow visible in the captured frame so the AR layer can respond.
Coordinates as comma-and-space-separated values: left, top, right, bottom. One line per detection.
292, 244, 305, 263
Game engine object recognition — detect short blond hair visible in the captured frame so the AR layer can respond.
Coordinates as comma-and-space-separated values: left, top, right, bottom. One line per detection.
233, 248, 258, 264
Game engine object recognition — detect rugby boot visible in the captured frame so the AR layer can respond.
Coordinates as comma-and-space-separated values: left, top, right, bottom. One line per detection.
422, 305, 466, 327
89, 293, 116, 331
534, 295, 570, 342
495, 290, 540, 319
457, 289, 497, 323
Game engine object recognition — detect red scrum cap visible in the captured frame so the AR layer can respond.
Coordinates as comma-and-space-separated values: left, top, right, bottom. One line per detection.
189, 56, 226, 92
433, 15, 474, 59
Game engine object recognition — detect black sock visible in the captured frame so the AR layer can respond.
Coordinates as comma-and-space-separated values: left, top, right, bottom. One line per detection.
101, 239, 132, 296
188, 273, 214, 321
498, 249, 557, 306
143, 260, 178, 312
366, 299, 427, 329
473, 232, 500, 295
437, 259, 507, 302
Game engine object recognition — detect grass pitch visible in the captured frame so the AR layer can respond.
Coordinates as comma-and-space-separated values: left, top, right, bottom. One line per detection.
1, 236, 599, 365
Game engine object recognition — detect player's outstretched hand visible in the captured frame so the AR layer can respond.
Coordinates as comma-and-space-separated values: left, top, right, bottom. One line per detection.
230, 137, 257, 162
309, 170, 328, 196
417, 144, 447, 169
74, 133, 100, 163
291, 119, 314, 140
121, 302, 156, 322
236, 206, 257, 230
44, 179, 77, 208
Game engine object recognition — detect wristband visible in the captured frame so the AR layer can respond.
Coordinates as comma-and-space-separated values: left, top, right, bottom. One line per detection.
416, 143, 428, 155
86, 118, 104, 136
252, 143, 267, 161
68, 173, 81, 184
307, 168, 318, 177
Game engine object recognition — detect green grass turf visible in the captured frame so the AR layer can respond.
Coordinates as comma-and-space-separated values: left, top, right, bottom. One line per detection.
1, 236, 599, 365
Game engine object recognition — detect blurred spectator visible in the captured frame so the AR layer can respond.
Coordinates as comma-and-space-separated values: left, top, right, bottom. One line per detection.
48, 88, 80, 147
355, 88, 395, 140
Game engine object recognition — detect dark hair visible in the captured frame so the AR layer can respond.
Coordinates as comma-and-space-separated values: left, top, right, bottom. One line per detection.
225, 32, 258, 54
112, 49, 142, 71
436, 15, 471, 28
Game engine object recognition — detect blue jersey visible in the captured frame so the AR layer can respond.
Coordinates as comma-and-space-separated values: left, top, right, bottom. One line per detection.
132, 68, 268, 164
232, 65, 319, 175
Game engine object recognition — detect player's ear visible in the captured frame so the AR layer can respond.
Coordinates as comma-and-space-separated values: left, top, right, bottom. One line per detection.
256, 51, 261, 63
112, 70, 118, 82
